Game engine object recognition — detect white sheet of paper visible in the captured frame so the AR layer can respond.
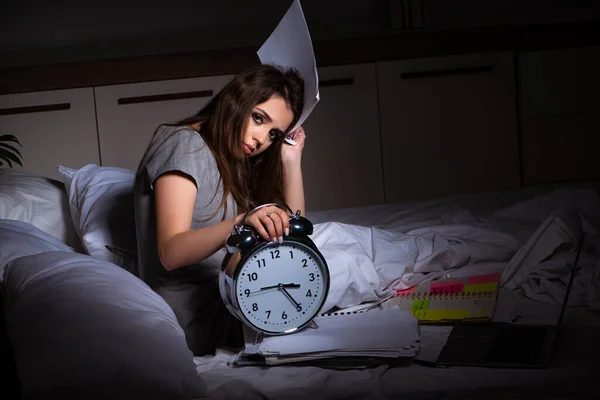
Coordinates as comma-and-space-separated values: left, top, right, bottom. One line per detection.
256, 308, 420, 356
258, 0, 320, 135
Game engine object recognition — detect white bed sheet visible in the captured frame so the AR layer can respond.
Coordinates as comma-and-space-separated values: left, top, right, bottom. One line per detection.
195, 306, 600, 400
3, 180, 599, 399
193, 183, 600, 400
307, 184, 600, 313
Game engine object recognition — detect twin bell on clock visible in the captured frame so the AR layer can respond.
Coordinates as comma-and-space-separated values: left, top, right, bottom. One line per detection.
219, 203, 330, 336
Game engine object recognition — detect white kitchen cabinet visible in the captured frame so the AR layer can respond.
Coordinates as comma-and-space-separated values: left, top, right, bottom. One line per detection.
0, 88, 100, 180
94, 74, 235, 171
377, 51, 520, 203
95, 64, 384, 211
301, 63, 384, 211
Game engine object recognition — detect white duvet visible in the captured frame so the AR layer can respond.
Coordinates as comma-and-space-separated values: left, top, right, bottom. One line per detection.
0, 219, 76, 283
3, 251, 206, 400
2, 183, 600, 400
310, 186, 600, 313
194, 185, 600, 400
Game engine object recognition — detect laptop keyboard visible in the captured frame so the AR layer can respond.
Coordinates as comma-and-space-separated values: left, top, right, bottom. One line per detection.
486, 325, 551, 364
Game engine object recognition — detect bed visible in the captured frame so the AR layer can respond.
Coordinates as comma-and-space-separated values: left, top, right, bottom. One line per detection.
1, 165, 600, 400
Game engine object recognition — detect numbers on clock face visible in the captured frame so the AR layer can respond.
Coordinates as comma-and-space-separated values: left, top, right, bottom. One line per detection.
235, 242, 326, 333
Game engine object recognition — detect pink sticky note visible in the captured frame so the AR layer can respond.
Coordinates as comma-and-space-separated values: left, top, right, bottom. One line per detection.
430, 282, 464, 294
396, 287, 416, 296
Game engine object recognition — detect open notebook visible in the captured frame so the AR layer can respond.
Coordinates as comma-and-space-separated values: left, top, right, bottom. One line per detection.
232, 307, 420, 368
385, 273, 500, 323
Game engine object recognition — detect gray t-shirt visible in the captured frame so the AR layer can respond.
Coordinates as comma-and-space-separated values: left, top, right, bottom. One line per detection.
134, 124, 238, 289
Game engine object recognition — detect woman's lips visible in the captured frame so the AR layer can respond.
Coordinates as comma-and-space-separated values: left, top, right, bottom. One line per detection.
243, 144, 253, 155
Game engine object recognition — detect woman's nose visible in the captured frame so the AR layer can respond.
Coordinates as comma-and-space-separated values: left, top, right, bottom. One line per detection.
253, 129, 269, 146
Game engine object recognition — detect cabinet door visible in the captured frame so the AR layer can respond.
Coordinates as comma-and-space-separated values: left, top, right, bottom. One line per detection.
301, 63, 384, 211
519, 46, 599, 119
519, 46, 600, 185
95, 75, 234, 171
377, 51, 520, 203
0, 88, 99, 179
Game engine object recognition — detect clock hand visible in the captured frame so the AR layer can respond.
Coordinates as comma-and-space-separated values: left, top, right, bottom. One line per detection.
279, 286, 302, 312
259, 283, 300, 291
248, 283, 300, 295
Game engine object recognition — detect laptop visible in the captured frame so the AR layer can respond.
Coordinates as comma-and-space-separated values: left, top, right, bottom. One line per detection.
435, 233, 585, 368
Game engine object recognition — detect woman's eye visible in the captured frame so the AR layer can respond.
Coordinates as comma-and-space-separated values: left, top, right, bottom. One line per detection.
252, 112, 263, 124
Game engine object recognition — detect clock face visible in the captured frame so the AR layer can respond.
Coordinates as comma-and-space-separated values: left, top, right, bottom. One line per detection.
233, 240, 328, 334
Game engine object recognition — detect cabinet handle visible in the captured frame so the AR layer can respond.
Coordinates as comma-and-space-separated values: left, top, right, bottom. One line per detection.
118, 90, 214, 105
401, 65, 493, 80
320, 78, 354, 88
0, 102, 70, 116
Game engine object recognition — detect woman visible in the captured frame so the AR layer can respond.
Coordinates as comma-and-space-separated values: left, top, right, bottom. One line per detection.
134, 64, 306, 356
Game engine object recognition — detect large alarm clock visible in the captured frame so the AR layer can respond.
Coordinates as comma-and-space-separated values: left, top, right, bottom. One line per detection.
219, 203, 330, 336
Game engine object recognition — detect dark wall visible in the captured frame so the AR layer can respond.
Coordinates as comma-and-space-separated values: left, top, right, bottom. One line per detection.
1, 0, 599, 69
0, 0, 390, 67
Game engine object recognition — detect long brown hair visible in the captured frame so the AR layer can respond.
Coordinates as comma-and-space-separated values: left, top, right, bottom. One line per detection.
168, 64, 304, 217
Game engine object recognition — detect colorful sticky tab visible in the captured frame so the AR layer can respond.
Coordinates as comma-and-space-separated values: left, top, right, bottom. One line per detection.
411, 300, 430, 313
430, 282, 464, 294
464, 282, 498, 293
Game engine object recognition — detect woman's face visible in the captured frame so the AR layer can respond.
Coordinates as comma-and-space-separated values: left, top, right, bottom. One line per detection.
242, 95, 294, 157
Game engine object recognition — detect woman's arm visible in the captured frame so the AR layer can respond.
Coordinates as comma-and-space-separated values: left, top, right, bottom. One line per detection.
154, 172, 243, 271
282, 161, 305, 216
281, 127, 306, 216
154, 127, 308, 272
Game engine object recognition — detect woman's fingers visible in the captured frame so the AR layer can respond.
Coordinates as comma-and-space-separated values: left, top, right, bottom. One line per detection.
292, 127, 305, 144
260, 213, 277, 241
246, 206, 291, 242
268, 212, 284, 242
246, 216, 269, 242
276, 208, 291, 236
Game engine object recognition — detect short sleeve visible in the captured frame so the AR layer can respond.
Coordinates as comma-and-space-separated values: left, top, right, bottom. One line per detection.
144, 129, 213, 191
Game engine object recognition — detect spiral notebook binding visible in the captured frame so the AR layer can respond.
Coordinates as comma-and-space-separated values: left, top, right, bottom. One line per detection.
396, 290, 494, 300
318, 309, 368, 318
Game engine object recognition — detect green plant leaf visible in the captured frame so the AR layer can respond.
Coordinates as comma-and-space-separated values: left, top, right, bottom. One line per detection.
0, 148, 22, 167
0, 142, 22, 158
0, 134, 23, 168
0, 154, 14, 168
0, 134, 22, 146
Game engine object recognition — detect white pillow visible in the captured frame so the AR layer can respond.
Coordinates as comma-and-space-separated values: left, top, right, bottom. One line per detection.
0, 219, 75, 283
3, 251, 207, 399
58, 164, 137, 272
0, 168, 81, 250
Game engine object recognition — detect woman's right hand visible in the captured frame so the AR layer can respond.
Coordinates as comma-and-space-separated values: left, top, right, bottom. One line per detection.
242, 205, 291, 243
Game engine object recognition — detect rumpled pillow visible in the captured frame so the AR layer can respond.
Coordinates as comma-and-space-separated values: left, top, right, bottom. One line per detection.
3, 251, 207, 400
0, 168, 81, 250
58, 164, 137, 273
0, 219, 75, 283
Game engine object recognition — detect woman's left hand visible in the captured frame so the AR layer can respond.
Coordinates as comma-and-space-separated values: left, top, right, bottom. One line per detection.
281, 126, 306, 165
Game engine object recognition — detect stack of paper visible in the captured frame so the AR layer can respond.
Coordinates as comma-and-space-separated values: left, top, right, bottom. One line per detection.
232, 307, 420, 368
